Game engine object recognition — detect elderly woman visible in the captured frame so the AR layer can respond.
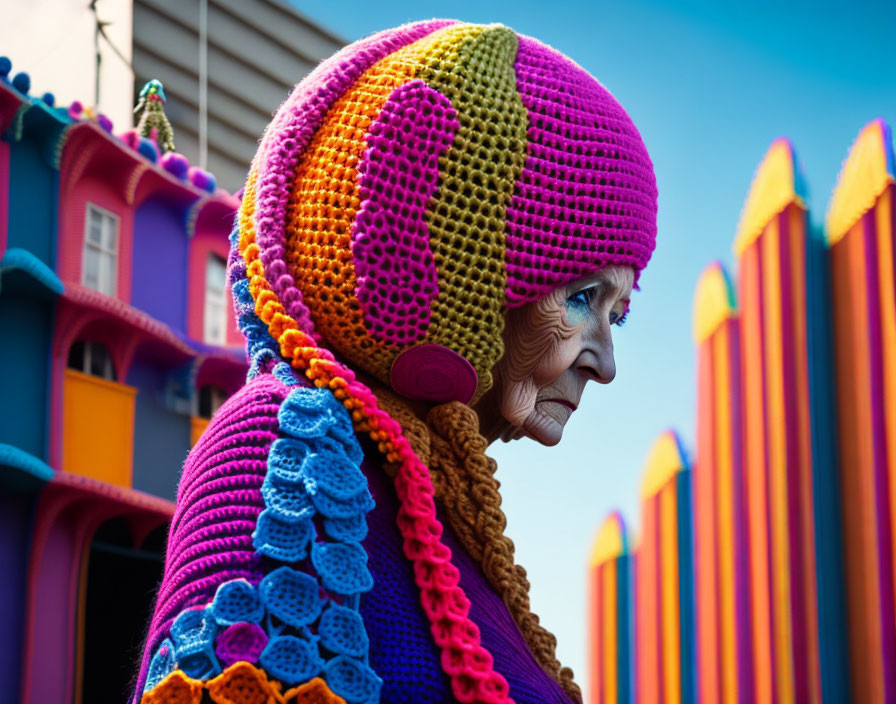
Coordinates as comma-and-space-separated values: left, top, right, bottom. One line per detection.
135, 19, 656, 704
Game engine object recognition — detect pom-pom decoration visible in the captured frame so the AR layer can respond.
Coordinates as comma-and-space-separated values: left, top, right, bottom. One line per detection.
137, 138, 160, 163
160, 151, 189, 179
188, 166, 216, 193
11, 72, 30, 94
96, 113, 113, 133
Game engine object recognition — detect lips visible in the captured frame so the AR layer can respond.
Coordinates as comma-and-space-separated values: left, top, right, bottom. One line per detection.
537, 398, 577, 412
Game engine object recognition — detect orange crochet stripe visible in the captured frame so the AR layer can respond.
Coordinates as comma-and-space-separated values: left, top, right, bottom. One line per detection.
141, 663, 346, 704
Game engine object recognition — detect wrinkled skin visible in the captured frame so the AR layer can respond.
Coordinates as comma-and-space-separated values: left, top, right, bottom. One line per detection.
475, 266, 634, 447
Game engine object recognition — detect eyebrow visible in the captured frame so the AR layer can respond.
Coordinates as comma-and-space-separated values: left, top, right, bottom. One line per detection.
596, 270, 633, 301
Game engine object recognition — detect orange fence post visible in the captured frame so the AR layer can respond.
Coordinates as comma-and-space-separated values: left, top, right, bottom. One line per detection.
826, 118, 896, 704
637, 432, 695, 704
589, 513, 634, 704
692, 263, 753, 703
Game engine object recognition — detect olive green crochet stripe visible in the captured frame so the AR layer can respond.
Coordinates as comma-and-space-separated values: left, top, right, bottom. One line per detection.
417, 25, 528, 394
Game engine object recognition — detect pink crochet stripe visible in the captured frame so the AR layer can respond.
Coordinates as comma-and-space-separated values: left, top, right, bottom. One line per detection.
352, 80, 458, 346
251, 20, 455, 333
504, 36, 658, 306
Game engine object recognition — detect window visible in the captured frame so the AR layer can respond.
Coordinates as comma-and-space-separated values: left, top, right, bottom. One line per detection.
82, 204, 119, 296
68, 341, 116, 381
197, 384, 228, 419
204, 254, 227, 345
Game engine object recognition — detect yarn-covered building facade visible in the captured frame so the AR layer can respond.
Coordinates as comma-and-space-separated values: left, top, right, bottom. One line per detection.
588, 118, 894, 704
0, 62, 245, 703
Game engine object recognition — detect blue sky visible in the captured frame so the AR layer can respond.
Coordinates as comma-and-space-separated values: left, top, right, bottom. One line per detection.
293, 0, 894, 694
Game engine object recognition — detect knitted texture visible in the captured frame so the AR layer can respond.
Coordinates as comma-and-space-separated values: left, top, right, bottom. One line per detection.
352, 80, 457, 345
240, 19, 657, 394
138, 292, 382, 703
504, 37, 657, 306
362, 458, 574, 703
375, 393, 581, 699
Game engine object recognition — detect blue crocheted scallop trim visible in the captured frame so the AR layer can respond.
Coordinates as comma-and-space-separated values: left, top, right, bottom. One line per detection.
145, 224, 382, 704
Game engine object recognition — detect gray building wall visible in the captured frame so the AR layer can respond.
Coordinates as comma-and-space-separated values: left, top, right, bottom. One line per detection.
132, 0, 346, 192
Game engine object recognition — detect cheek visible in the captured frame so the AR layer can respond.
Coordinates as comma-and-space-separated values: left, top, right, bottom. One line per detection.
496, 290, 583, 425
499, 376, 539, 427
529, 332, 584, 388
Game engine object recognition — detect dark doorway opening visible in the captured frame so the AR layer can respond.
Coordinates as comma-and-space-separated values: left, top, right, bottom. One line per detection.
82, 518, 166, 702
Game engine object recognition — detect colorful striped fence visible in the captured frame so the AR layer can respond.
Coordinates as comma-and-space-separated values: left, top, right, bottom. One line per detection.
635, 431, 696, 704
692, 263, 753, 704
734, 138, 822, 704
588, 118, 893, 704
589, 513, 634, 704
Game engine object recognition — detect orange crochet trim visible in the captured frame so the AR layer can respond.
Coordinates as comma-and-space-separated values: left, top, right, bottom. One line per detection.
283, 678, 348, 704
141, 663, 346, 704
206, 662, 282, 704
141, 670, 204, 704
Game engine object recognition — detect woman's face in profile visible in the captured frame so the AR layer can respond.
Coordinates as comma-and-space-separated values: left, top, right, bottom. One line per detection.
482, 265, 634, 446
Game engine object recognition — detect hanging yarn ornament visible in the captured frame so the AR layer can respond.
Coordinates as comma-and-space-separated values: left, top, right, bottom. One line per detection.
135, 79, 176, 153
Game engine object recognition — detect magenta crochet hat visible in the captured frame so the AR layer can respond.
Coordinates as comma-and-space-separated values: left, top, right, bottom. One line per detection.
236, 20, 658, 400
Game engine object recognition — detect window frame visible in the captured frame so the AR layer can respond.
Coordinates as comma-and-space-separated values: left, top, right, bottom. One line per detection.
82, 202, 121, 297
67, 340, 117, 381
196, 384, 228, 419
203, 252, 228, 345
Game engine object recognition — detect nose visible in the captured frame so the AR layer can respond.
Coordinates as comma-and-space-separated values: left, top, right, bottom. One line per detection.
578, 324, 616, 384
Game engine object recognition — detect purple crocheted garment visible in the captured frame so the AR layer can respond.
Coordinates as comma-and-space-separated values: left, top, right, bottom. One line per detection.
135, 373, 572, 703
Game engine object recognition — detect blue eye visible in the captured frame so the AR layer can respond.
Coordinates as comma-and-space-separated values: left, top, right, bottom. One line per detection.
566, 286, 597, 309
564, 287, 598, 325
610, 310, 629, 327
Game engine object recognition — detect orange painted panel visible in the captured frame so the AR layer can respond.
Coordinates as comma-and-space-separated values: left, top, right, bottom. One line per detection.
191, 416, 210, 447
62, 369, 136, 488
712, 327, 739, 704
695, 341, 721, 704
660, 483, 682, 704
760, 216, 797, 704
738, 240, 775, 703
603, 560, 618, 704
784, 205, 822, 702
876, 187, 896, 631
638, 498, 662, 704
590, 562, 603, 704
831, 222, 885, 703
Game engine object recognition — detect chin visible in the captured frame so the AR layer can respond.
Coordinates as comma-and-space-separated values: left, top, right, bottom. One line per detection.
521, 410, 565, 446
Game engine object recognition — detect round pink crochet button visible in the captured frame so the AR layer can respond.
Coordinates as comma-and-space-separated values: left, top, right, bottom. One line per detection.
389, 344, 478, 404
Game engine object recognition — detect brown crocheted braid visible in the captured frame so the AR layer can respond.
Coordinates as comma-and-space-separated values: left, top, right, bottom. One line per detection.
375, 391, 582, 701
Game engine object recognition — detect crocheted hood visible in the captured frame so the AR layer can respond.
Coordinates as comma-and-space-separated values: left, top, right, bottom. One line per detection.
234, 20, 657, 401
